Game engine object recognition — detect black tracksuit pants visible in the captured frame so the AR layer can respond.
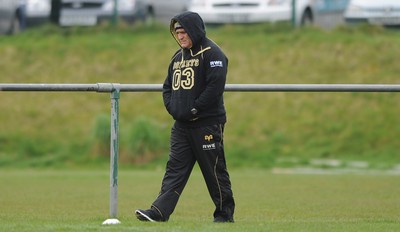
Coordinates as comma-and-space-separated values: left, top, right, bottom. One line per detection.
151, 123, 235, 221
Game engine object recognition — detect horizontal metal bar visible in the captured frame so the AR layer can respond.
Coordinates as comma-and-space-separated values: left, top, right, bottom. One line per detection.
1, 83, 400, 92
0, 83, 99, 92
225, 84, 400, 92
119, 84, 162, 92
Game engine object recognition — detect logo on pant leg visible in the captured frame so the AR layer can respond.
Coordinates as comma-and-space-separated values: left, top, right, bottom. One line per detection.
203, 134, 216, 150
203, 143, 216, 150
204, 135, 213, 142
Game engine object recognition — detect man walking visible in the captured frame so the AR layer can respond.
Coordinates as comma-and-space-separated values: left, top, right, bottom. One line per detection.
135, 11, 235, 223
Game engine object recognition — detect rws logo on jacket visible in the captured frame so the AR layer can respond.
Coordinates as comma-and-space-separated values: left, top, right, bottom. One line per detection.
210, 60, 223, 68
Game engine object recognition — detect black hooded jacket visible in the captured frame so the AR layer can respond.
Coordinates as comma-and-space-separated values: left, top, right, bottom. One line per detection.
162, 11, 228, 128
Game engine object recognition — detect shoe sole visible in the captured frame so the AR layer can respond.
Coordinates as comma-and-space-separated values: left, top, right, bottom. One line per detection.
135, 210, 155, 222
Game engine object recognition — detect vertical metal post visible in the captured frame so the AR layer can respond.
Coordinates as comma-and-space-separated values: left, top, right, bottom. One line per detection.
112, 0, 118, 27
110, 86, 119, 218
291, 0, 296, 27
102, 84, 121, 225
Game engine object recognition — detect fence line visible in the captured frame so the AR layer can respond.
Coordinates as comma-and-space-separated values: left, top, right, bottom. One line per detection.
1, 83, 400, 225
2, 83, 400, 92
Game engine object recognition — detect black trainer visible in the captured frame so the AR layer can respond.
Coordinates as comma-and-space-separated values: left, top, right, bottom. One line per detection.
213, 216, 234, 223
135, 208, 165, 222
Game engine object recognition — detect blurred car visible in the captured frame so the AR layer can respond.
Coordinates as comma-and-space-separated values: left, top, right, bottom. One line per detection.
146, 0, 190, 23
58, 0, 150, 26
0, 0, 22, 34
25, 0, 51, 27
187, 0, 315, 25
344, 0, 400, 27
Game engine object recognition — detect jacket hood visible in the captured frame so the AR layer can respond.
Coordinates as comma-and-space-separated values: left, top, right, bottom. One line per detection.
170, 11, 206, 49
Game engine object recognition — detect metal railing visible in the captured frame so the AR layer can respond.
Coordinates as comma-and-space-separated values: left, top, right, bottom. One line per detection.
3, 83, 400, 92
1, 83, 400, 224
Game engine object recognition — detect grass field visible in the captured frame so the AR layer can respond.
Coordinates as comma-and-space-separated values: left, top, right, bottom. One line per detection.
1, 24, 400, 231
1, 23, 400, 169
0, 168, 399, 231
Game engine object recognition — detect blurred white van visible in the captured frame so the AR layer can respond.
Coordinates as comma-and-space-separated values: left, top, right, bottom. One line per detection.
344, 0, 400, 27
188, 0, 315, 26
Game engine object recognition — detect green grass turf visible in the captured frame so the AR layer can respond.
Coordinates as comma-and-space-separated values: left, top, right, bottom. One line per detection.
0, 168, 399, 231
2, 24, 400, 169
